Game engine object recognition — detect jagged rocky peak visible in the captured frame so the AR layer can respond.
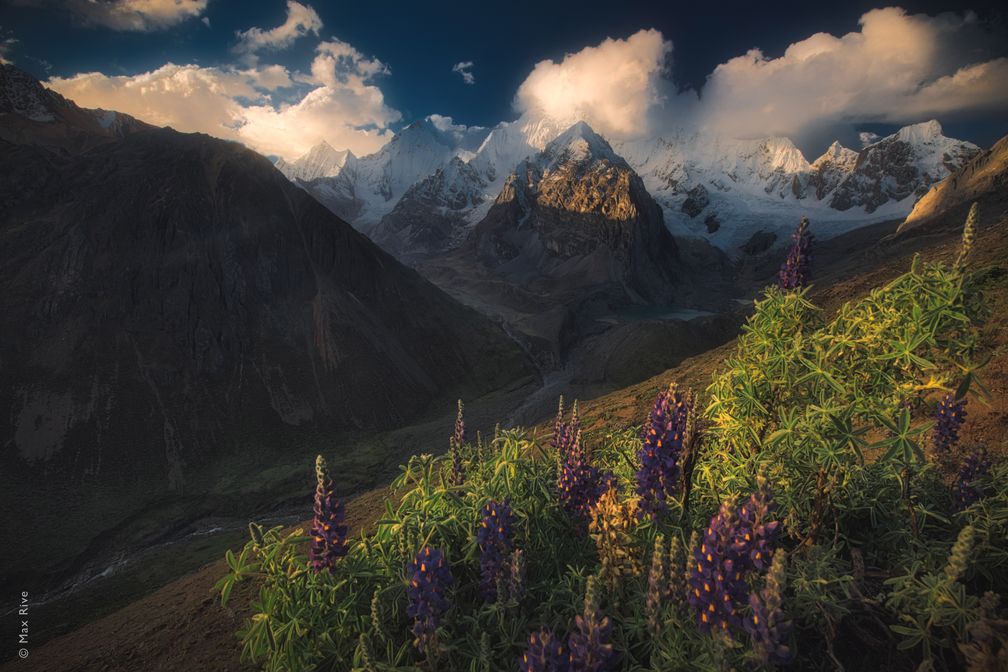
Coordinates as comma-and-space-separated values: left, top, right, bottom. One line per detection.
276, 140, 354, 182
539, 120, 623, 168
829, 120, 980, 213
371, 155, 488, 258
809, 140, 859, 200
497, 120, 646, 222
470, 120, 679, 304
0, 63, 148, 148
813, 140, 858, 168
0, 63, 61, 121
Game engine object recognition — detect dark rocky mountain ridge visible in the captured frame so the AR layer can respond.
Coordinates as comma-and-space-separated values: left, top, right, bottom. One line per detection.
0, 64, 535, 592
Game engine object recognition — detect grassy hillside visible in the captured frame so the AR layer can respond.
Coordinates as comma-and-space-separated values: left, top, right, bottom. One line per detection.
7, 206, 1006, 672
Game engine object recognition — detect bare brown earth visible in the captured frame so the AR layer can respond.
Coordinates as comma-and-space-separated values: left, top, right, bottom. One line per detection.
6, 208, 1007, 672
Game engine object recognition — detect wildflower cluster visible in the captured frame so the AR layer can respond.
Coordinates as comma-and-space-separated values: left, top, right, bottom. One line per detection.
477, 499, 515, 601
744, 549, 793, 666
219, 207, 1003, 672
688, 488, 781, 633
450, 399, 466, 486
309, 455, 348, 573
778, 217, 813, 290
933, 393, 968, 453
955, 446, 992, 510
406, 546, 454, 657
635, 385, 692, 519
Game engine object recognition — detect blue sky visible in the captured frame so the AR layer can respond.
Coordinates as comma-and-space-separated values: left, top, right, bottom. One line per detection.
2, 1, 1006, 160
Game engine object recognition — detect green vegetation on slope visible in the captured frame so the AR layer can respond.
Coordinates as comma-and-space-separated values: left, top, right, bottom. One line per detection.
218, 210, 1007, 671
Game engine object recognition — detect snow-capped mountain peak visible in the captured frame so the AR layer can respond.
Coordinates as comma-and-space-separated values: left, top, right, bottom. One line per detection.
758, 136, 811, 174
276, 140, 354, 182
812, 140, 858, 168
895, 119, 944, 145
538, 120, 622, 170
280, 100, 983, 258
829, 120, 979, 214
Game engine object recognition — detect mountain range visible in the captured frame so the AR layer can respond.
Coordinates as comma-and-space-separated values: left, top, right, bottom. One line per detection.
282, 113, 980, 256
0, 64, 535, 591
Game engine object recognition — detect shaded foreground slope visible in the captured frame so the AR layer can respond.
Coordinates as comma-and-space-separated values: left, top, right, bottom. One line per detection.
11, 178, 1008, 672
0, 64, 536, 611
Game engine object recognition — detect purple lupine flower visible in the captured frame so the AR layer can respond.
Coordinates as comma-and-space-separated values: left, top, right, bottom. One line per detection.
778, 217, 813, 290
309, 455, 348, 572
954, 446, 992, 510
744, 550, 793, 666
734, 489, 781, 572
449, 400, 466, 486
552, 396, 566, 451
688, 501, 749, 633
933, 394, 967, 453
557, 433, 607, 522
568, 577, 616, 672
519, 628, 569, 672
636, 386, 691, 519
406, 546, 454, 656
477, 499, 515, 601
688, 488, 782, 635
553, 400, 582, 462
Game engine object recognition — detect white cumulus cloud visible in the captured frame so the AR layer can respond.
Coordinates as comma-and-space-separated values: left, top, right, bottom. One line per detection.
47, 43, 400, 161
234, 1, 322, 56
452, 61, 475, 85
698, 7, 1008, 140
13, 0, 208, 31
513, 10, 1008, 143
307, 39, 391, 89
514, 29, 674, 139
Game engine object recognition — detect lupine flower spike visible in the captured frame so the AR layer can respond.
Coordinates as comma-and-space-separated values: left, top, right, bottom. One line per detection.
735, 486, 782, 572
558, 431, 611, 524
449, 399, 466, 486
955, 446, 992, 510
778, 217, 813, 290
476, 499, 515, 601
945, 525, 976, 584
933, 393, 967, 453
955, 202, 978, 269
745, 549, 793, 666
645, 534, 667, 637
406, 546, 454, 659
589, 487, 642, 593
519, 627, 569, 672
636, 384, 692, 519
688, 501, 747, 632
568, 575, 616, 672
309, 455, 348, 572
688, 487, 781, 635
507, 548, 527, 603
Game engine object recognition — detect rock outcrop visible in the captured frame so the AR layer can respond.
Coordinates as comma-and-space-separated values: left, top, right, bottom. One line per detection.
466, 121, 680, 305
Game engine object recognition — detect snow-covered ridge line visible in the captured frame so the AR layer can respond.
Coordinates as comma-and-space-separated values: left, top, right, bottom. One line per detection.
282, 115, 980, 254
